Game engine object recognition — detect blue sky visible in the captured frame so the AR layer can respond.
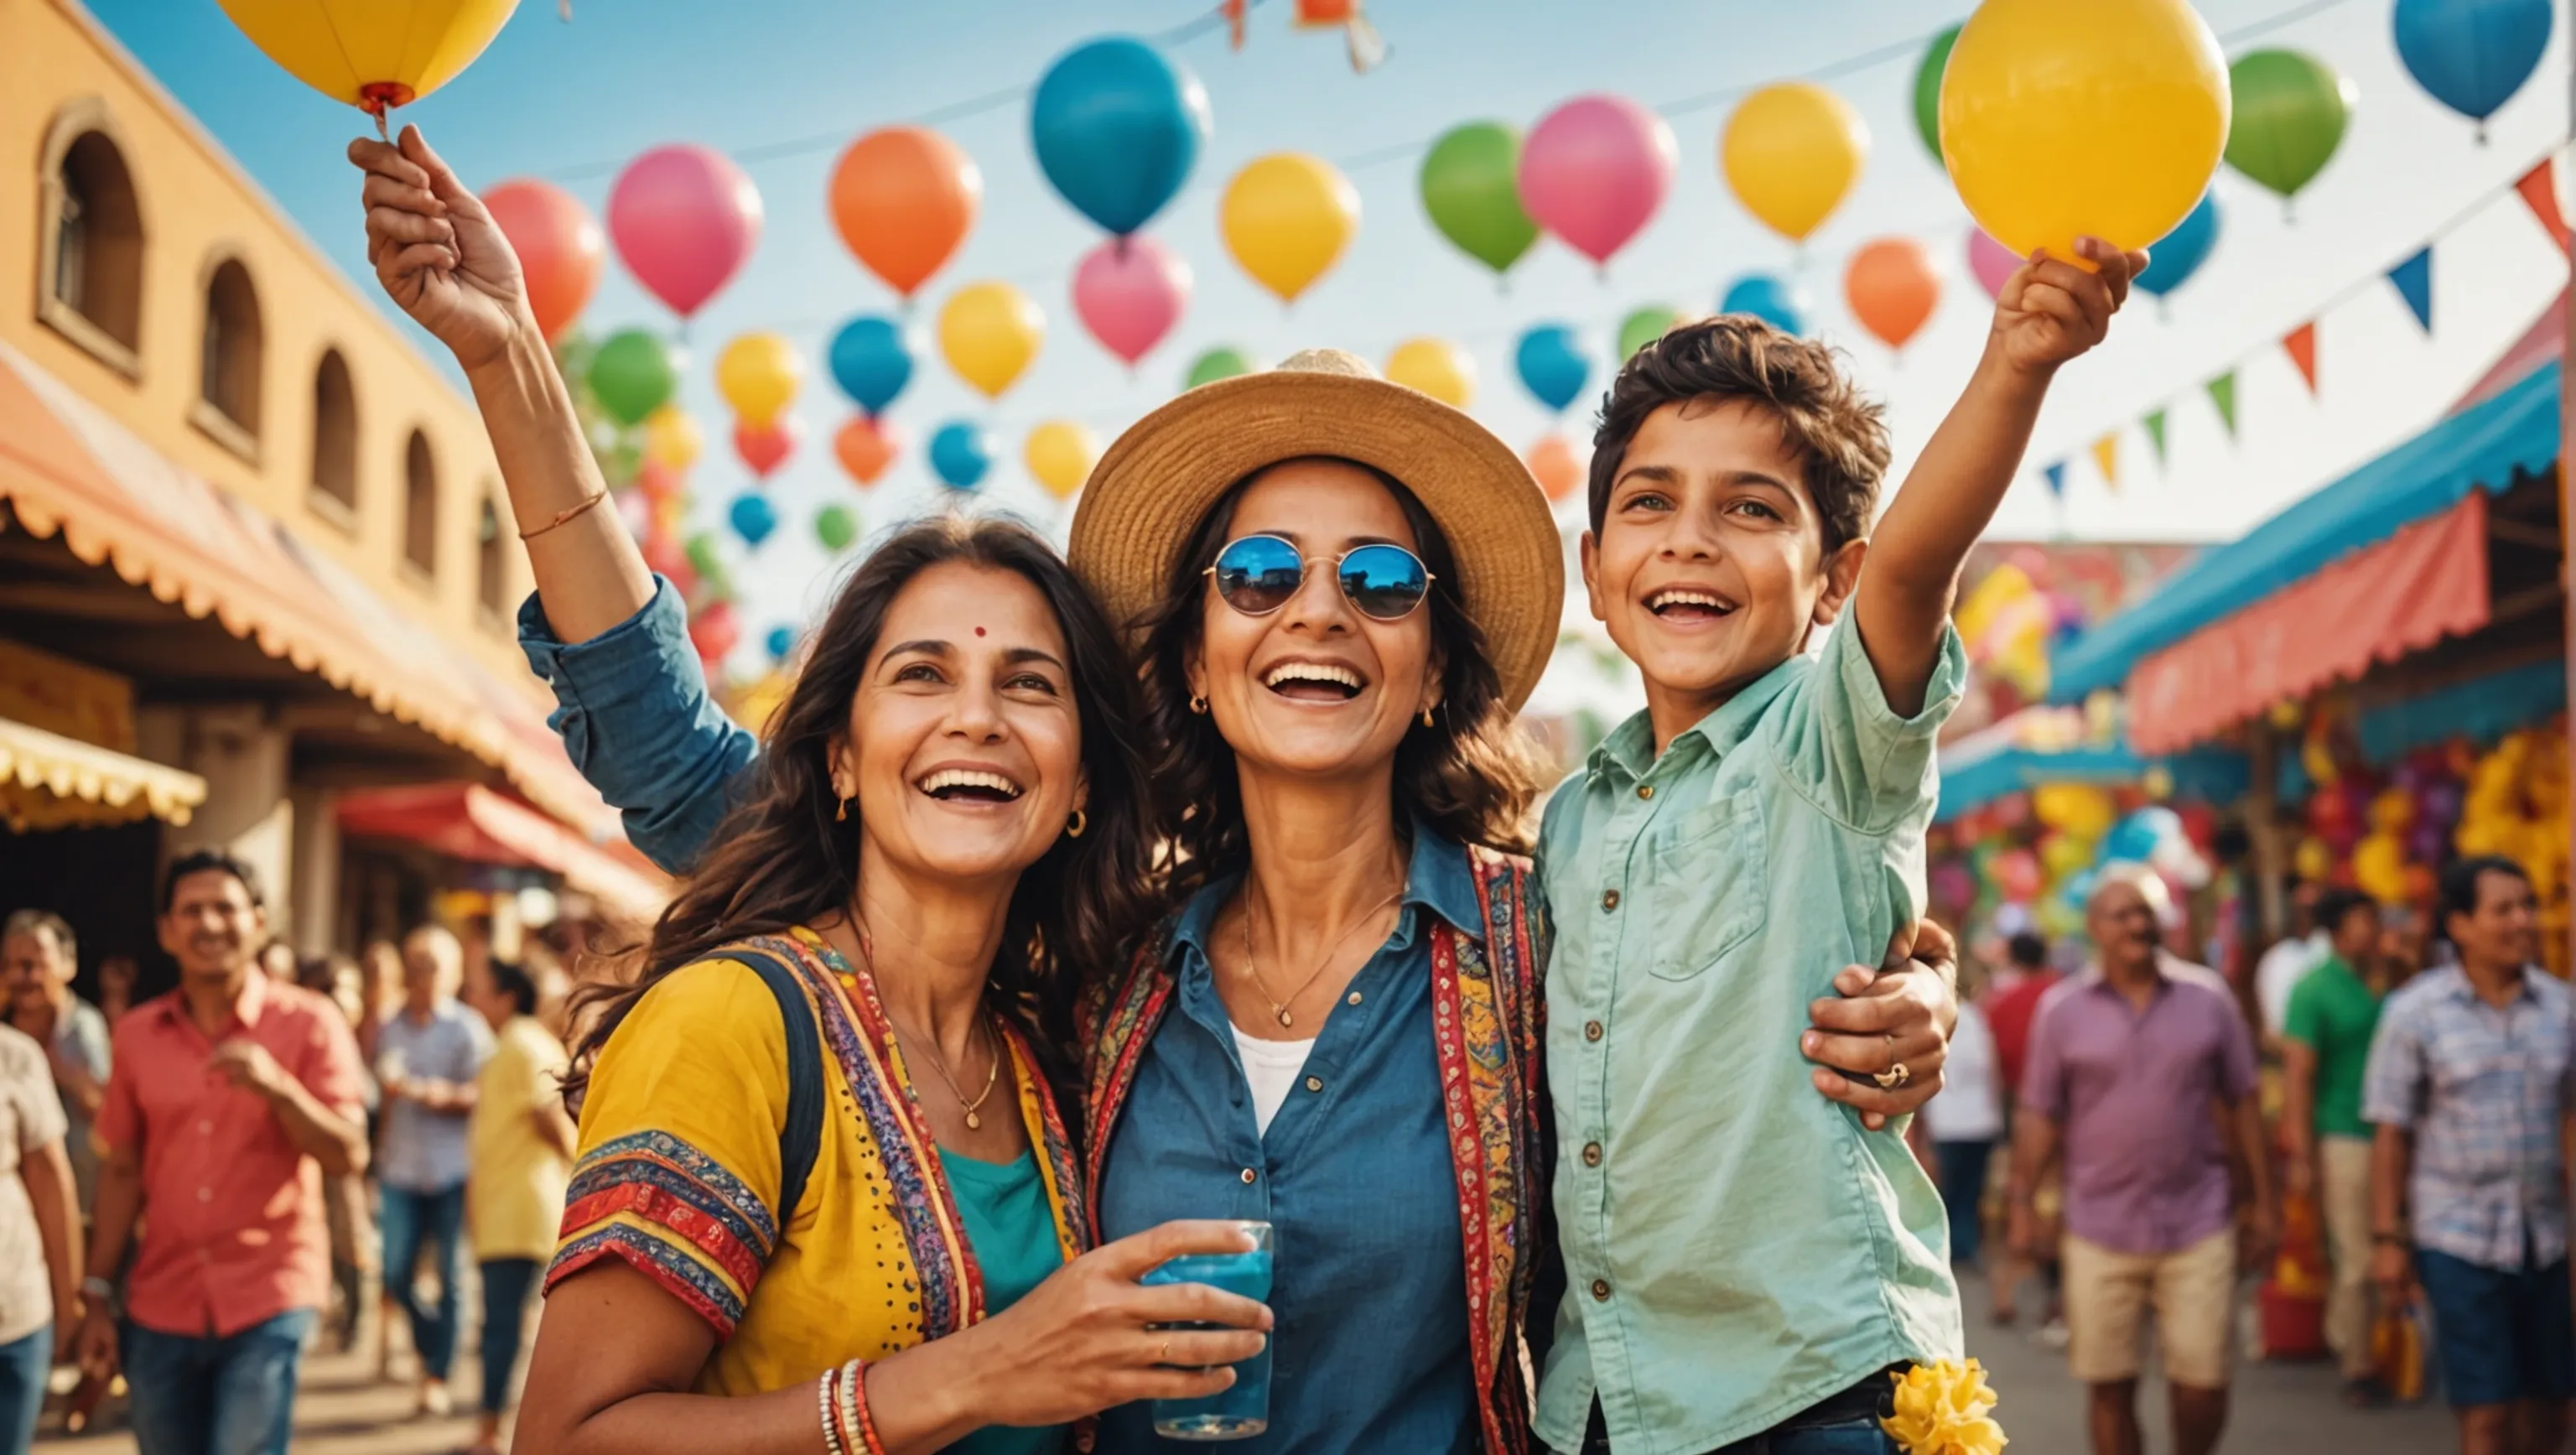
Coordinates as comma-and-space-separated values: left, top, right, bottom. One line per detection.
96, 0, 2572, 689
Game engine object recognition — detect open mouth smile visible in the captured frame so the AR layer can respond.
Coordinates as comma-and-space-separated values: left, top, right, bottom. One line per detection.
1645, 587, 1738, 623
1260, 661, 1366, 703
914, 768, 1025, 803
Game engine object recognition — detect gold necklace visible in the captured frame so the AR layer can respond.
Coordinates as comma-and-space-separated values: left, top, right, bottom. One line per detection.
1239, 873, 1405, 1028
838, 912, 1005, 1130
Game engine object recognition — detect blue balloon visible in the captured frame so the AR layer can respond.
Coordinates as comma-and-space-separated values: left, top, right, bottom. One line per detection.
728, 491, 777, 548
929, 421, 992, 491
2137, 192, 2222, 299
1720, 274, 1809, 335
828, 316, 914, 415
1514, 325, 1592, 413
1030, 37, 1210, 236
2395, 0, 2553, 127
764, 625, 795, 662
2100, 808, 2182, 867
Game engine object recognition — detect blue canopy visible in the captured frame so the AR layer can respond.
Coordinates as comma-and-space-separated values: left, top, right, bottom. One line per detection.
1935, 742, 2251, 824
2049, 356, 2561, 703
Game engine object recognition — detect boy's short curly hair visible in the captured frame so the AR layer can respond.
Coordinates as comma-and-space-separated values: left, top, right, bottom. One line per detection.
1588, 316, 1891, 558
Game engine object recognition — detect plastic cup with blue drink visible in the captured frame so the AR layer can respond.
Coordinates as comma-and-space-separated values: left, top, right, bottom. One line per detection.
1142, 1220, 1275, 1440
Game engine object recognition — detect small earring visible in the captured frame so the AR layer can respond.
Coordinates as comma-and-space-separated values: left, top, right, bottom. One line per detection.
834, 794, 850, 822
1066, 808, 1087, 839
1420, 705, 1436, 727
1188, 694, 1208, 715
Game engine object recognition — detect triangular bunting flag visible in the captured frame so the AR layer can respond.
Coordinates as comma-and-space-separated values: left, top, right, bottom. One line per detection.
2143, 408, 2169, 469
2206, 372, 2239, 439
2386, 248, 2433, 332
2042, 461, 2067, 499
2283, 322, 2319, 395
2091, 433, 2119, 491
2518, 158, 2569, 255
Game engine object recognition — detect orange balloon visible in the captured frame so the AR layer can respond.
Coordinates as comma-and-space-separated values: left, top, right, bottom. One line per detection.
1844, 236, 1942, 351
482, 178, 601, 340
834, 415, 905, 486
831, 127, 983, 299
1527, 434, 1585, 502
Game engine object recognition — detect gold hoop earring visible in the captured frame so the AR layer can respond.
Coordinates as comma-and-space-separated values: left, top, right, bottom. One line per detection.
1188, 694, 1208, 715
1066, 808, 1087, 839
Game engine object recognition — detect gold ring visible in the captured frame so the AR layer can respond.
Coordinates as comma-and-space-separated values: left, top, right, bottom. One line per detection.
1158, 1338, 1171, 1362
1874, 1060, 1911, 1090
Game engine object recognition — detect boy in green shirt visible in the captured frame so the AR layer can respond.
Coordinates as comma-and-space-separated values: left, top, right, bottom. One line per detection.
2281, 886, 2389, 1402
1538, 237, 2144, 1454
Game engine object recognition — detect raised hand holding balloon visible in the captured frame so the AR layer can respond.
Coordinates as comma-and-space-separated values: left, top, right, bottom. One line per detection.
217, 0, 518, 135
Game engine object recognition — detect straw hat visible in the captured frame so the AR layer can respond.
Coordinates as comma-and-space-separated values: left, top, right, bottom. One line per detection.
1067, 349, 1566, 712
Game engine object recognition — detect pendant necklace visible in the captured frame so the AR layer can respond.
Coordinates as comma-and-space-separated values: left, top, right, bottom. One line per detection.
1239, 871, 1405, 1028
839, 911, 1003, 1130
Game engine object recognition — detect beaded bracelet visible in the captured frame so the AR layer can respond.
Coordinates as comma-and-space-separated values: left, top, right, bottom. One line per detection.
824, 1359, 886, 1455
816, 1368, 847, 1455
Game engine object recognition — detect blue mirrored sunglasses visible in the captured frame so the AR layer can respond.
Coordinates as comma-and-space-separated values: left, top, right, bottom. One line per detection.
1205, 534, 1434, 622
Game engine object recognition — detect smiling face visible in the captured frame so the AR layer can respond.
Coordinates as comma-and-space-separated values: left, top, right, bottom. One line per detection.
157, 868, 266, 985
829, 560, 1085, 891
2085, 878, 2163, 974
1186, 460, 1443, 786
1582, 398, 1863, 744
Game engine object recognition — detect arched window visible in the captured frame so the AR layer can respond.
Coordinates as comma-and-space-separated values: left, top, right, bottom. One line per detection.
476, 492, 506, 616
195, 257, 263, 447
402, 430, 437, 576
36, 102, 145, 372
309, 349, 358, 514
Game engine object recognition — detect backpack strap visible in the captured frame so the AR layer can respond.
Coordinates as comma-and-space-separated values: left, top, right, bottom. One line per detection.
712, 945, 826, 1244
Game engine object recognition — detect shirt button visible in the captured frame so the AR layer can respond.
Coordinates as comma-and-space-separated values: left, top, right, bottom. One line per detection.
1239, 1168, 1257, 1185
1584, 1021, 1604, 1042
1304, 1076, 1323, 1093
1601, 889, 1621, 912
1637, 785, 1654, 801
1591, 1279, 1612, 1301
1582, 1142, 1603, 1167
1346, 990, 1363, 1006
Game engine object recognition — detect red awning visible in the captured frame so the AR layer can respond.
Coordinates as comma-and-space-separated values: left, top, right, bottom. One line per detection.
337, 783, 667, 923
2125, 491, 2491, 754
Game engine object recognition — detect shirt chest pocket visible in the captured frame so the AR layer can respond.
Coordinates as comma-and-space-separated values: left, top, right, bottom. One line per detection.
1642, 788, 1768, 982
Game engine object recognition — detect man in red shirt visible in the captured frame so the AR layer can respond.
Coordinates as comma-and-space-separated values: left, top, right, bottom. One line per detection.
1982, 930, 2062, 1331
73, 850, 368, 1455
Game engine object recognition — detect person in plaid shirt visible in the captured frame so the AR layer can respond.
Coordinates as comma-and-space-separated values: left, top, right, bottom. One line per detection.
2364, 855, 2573, 1455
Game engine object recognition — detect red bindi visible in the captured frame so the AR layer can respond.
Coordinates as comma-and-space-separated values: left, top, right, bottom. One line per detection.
974, 626, 986, 637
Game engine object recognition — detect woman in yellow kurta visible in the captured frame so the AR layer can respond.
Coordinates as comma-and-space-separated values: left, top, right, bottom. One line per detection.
352, 130, 1270, 1455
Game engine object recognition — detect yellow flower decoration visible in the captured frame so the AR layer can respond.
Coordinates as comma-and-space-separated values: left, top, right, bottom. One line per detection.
1882, 1359, 2007, 1455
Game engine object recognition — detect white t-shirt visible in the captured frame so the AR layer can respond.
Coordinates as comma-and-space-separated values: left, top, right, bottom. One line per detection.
2255, 930, 2329, 1036
1924, 1000, 2003, 1143
1230, 1027, 1318, 1135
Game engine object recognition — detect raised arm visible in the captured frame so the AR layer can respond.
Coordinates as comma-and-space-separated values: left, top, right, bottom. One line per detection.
1852, 237, 2143, 715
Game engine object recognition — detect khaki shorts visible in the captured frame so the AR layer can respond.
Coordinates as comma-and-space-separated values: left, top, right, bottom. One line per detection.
2063, 1228, 2236, 1387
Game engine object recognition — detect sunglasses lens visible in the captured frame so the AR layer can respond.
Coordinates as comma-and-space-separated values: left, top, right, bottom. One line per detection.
1212, 536, 1304, 615
1338, 543, 1431, 621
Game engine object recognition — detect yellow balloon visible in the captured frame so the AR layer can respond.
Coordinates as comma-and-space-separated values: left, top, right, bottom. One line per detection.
216, 0, 517, 112
1940, 0, 2230, 261
1384, 339, 1474, 408
1023, 420, 1099, 500
1222, 154, 1361, 304
643, 405, 703, 472
1721, 82, 1868, 244
716, 332, 802, 429
938, 281, 1043, 400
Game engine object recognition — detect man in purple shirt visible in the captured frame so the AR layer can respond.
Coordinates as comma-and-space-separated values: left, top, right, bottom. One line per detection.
2008, 868, 2277, 1455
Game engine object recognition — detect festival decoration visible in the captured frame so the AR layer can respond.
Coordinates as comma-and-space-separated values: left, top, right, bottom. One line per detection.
1517, 95, 1677, 269
2225, 50, 2355, 210
2388, 247, 2433, 331
1025, 420, 1100, 499
828, 316, 915, 417
765, 625, 796, 663
1073, 235, 1191, 367
1940, 0, 2229, 261
1420, 122, 1540, 278
2136, 190, 2221, 300
2283, 321, 2319, 394
586, 329, 678, 427
684, 531, 724, 582
1029, 37, 1211, 237
2518, 158, 2569, 252
938, 281, 1043, 399
1719, 274, 1808, 335
2393, 0, 2553, 139
2206, 371, 2240, 436
1845, 237, 1941, 352
214, 0, 515, 122
688, 600, 740, 665
1879, 1359, 2006, 1455
481, 179, 601, 340
1966, 228, 2019, 301
1222, 154, 1361, 304
1385, 339, 1475, 408
829, 126, 981, 299
735, 415, 801, 480
1187, 346, 1259, 389
1911, 25, 1962, 160
1618, 305, 1685, 361
1527, 434, 1584, 502
2091, 434, 2120, 491
814, 503, 860, 554
1722, 81, 1868, 245
1514, 325, 1591, 413
642, 405, 703, 472
715, 332, 802, 429
834, 415, 903, 486
929, 420, 993, 491
608, 144, 764, 320
728, 491, 777, 548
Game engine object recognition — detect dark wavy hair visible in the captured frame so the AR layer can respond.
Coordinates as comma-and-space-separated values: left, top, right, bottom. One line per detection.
564, 516, 1161, 1117
1133, 459, 1550, 902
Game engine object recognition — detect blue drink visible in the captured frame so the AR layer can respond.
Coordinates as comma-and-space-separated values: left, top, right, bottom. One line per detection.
1141, 1224, 1275, 1441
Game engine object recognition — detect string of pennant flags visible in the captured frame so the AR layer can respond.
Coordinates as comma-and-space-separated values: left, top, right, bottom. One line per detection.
2040, 153, 2568, 504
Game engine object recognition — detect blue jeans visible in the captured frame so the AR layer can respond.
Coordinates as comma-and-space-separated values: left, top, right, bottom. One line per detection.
380, 1182, 466, 1380
1936, 1139, 1994, 1269
122, 1308, 314, 1455
2418, 1247, 2576, 1408
478, 1258, 540, 1416
1574, 1402, 1901, 1454
0, 1325, 49, 1455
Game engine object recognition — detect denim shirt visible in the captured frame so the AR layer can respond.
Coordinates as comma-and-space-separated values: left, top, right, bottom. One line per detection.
1093, 830, 1483, 1455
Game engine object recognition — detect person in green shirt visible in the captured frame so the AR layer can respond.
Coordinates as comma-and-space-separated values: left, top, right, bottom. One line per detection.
2281, 886, 2388, 1405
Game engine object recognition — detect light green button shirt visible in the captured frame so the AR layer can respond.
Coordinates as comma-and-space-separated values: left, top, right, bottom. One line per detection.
1533, 621, 1967, 1455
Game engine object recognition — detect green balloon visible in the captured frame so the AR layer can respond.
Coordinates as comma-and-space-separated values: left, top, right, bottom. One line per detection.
815, 504, 859, 554
1420, 122, 1540, 275
684, 531, 724, 579
1185, 346, 1258, 391
1911, 26, 1960, 162
1618, 306, 1684, 363
588, 328, 678, 427
2225, 49, 2353, 203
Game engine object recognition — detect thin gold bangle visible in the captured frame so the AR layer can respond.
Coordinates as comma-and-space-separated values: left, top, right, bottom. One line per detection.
517, 490, 610, 541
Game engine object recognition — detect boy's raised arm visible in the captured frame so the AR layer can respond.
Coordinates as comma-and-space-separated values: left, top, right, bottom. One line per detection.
1852, 236, 2144, 716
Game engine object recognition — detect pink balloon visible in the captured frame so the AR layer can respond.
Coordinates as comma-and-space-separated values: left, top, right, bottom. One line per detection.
608, 144, 764, 320
1966, 227, 2021, 302
1073, 236, 1192, 367
1516, 96, 1677, 268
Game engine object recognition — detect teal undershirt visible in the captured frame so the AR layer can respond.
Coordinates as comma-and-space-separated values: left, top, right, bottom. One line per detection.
943, 1147, 1068, 1455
